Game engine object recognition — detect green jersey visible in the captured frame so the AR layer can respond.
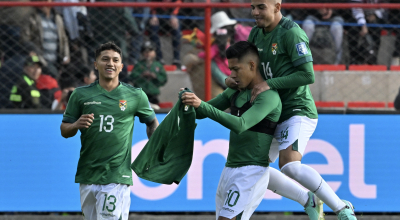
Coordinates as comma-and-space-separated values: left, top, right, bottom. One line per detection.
62, 81, 155, 185
248, 16, 318, 123
196, 88, 281, 168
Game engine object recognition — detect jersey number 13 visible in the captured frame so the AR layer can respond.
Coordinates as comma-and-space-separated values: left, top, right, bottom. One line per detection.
99, 115, 114, 132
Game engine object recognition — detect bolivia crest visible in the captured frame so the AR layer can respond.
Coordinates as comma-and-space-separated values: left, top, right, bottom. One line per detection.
119, 100, 127, 111
272, 43, 278, 55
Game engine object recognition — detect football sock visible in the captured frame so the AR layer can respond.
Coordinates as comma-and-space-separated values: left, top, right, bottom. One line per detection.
281, 161, 346, 212
267, 167, 308, 207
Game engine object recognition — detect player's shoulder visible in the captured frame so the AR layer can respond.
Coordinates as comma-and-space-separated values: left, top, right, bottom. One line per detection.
73, 81, 97, 95
248, 26, 262, 41
280, 16, 300, 30
260, 89, 280, 98
120, 82, 145, 94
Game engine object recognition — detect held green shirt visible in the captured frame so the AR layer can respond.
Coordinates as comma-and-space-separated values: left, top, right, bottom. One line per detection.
196, 88, 281, 168
248, 16, 318, 123
62, 81, 155, 185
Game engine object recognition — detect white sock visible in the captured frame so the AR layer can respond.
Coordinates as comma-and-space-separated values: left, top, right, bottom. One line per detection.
267, 167, 309, 207
281, 161, 346, 212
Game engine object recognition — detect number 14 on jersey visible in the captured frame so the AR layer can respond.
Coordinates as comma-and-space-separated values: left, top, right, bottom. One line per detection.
261, 62, 273, 79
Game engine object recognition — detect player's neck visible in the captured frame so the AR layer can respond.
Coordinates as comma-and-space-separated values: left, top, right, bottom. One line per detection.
99, 77, 119, 92
263, 13, 282, 33
248, 72, 264, 89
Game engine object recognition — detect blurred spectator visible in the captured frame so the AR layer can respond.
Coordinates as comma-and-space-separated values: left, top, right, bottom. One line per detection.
9, 55, 43, 109
54, 0, 93, 65
302, 8, 344, 64
0, 0, 34, 61
212, 0, 252, 22
52, 73, 76, 110
123, 0, 151, 65
36, 71, 61, 109
88, 0, 139, 62
21, 0, 70, 78
183, 11, 248, 97
74, 64, 97, 86
346, 0, 388, 64
0, 42, 45, 108
394, 87, 400, 110
149, 0, 182, 69
130, 41, 167, 109
388, 0, 400, 65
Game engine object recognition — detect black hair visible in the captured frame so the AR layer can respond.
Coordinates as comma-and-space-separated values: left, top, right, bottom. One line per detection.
94, 42, 122, 60
225, 41, 259, 63
58, 73, 77, 90
73, 64, 93, 83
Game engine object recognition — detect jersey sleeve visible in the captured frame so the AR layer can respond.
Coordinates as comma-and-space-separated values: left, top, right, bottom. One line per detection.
135, 90, 156, 123
196, 90, 280, 134
62, 90, 82, 123
196, 88, 234, 119
284, 27, 313, 67
267, 62, 315, 89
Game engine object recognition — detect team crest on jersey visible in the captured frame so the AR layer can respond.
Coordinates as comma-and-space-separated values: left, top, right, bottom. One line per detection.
119, 100, 127, 111
271, 43, 278, 55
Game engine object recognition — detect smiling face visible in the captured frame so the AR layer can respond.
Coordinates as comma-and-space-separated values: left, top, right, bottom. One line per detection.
251, 0, 280, 31
228, 57, 256, 90
94, 50, 123, 81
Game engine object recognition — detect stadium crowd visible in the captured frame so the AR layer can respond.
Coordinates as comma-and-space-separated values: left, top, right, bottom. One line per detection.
0, 0, 400, 110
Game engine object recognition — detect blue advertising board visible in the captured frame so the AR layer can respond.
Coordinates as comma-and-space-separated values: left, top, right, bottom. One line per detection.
0, 114, 399, 212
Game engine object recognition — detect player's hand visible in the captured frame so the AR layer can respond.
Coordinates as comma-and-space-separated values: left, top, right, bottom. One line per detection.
250, 81, 270, 103
73, 113, 94, 129
360, 25, 368, 37
181, 92, 202, 108
170, 15, 179, 30
225, 77, 240, 90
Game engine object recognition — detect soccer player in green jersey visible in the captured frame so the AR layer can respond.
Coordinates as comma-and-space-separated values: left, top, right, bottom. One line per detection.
182, 41, 282, 220
60, 42, 159, 220
226, 1, 357, 220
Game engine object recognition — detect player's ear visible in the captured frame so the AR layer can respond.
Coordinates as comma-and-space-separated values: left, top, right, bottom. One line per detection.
275, 2, 281, 13
249, 60, 256, 71
94, 61, 98, 70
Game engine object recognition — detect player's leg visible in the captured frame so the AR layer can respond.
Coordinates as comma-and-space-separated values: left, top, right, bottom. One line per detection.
276, 116, 356, 219
80, 184, 97, 220
95, 183, 131, 220
217, 166, 269, 220
268, 139, 323, 220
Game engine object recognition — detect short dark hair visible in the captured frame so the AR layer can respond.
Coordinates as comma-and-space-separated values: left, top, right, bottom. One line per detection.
95, 42, 123, 60
72, 64, 93, 83
225, 41, 259, 62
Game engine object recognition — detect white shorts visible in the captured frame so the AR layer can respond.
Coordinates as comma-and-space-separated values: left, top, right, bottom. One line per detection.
80, 183, 131, 220
269, 116, 318, 163
216, 166, 270, 220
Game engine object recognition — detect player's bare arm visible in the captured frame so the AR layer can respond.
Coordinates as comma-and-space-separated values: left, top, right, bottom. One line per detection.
60, 113, 94, 138
181, 92, 202, 108
145, 117, 159, 139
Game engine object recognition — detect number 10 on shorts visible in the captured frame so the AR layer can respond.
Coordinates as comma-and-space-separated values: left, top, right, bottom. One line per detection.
225, 190, 240, 207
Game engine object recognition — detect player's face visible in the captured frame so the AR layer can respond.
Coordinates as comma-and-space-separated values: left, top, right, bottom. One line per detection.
251, 0, 276, 29
23, 64, 42, 81
94, 50, 123, 81
228, 58, 253, 90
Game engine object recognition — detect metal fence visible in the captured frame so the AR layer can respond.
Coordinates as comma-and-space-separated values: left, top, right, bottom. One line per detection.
0, 1, 400, 111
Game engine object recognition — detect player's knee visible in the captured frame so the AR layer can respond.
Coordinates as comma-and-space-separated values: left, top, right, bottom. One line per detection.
281, 161, 301, 179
